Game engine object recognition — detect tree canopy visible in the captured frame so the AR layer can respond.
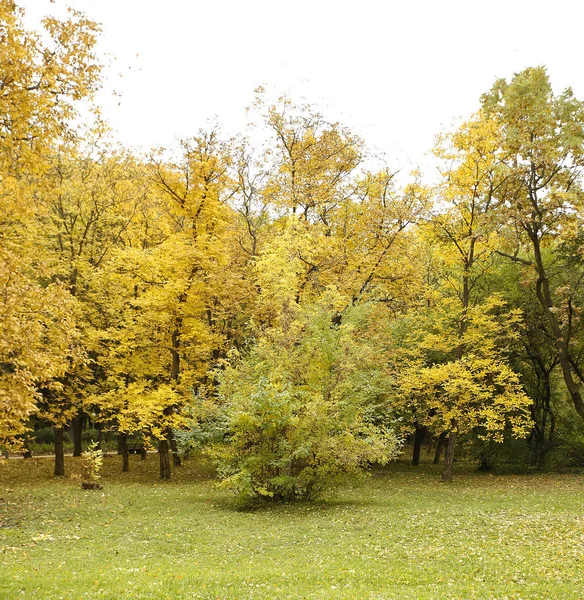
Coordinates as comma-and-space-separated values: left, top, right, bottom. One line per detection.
4, 3, 584, 493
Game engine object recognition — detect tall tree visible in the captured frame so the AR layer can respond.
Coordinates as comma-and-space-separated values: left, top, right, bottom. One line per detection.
0, 1, 101, 450
482, 67, 584, 421
394, 113, 531, 480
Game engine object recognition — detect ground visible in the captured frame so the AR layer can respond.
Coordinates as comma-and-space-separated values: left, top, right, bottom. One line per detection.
1, 454, 583, 599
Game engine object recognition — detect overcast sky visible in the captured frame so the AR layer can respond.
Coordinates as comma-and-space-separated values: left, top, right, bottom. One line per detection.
21, 0, 584, 175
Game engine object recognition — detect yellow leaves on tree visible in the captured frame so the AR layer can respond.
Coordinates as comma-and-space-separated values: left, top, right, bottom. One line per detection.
0, 249, 81, 447
395, 296, 532, 479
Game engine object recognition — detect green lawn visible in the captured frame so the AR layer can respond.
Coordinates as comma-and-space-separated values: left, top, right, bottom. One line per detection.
1, 454, 584, 599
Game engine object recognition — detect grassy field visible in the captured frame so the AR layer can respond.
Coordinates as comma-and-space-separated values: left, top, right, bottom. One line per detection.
1, 454, 584, 599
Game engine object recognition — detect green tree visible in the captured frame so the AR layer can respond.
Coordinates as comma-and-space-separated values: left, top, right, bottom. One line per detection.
215, 291, 400, 504
482, 67, 584, 422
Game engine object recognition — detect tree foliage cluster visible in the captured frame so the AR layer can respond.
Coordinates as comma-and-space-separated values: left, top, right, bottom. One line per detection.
3, 2, 584, 499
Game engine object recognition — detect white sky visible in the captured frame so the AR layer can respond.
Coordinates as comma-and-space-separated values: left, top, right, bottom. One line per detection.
21, 0, 584, 176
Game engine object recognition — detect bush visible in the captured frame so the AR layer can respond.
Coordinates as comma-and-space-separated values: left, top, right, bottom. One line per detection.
213, 296, 401, 504
32, 427, 71, 444
80, 441, 103, 489
81, 428, 99, 442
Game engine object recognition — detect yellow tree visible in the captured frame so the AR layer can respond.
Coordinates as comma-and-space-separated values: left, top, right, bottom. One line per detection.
35, 147, 150, 473
255, 91, 362, 223
481, 67, 584, 423
91, 132, 242, 478
0, 1, 101, 453
396, 297, 532, 480
336, 169, 428, 311
0, 249, 80, 449
394, 114, 532, 480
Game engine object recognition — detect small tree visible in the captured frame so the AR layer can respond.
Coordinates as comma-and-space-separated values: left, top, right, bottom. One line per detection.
80, 441, 103, 490
395, 296, 533, 481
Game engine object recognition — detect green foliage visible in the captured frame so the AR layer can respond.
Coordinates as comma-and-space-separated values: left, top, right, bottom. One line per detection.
213, 295, 401, 503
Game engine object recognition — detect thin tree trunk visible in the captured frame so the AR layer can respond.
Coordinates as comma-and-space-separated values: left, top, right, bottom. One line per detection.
433, 432, 447, 464
54, 427, 65, 477
119, 433, 129, 472
412, 425, 426, 466
22, 444, 32, 459
159, 439, 171, 480
442, 428, 458, 482
167, 427, 181, 467
71, 413, 83, 457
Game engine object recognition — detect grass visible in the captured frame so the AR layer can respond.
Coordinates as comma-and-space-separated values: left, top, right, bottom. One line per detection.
1, 454, 584, 599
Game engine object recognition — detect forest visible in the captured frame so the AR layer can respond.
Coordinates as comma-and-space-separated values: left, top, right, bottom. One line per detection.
3, 0, 584, 506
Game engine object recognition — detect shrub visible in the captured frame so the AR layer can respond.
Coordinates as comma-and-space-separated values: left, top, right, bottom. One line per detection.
81, 428, 99, 442
33, 427, 71, 444
213, 296, 401, 504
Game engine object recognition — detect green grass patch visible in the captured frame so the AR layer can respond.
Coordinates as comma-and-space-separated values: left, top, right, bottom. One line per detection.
1, 455, 584, 599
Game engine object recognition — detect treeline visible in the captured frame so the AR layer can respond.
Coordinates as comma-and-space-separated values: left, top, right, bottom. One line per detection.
2, 3, 584, 501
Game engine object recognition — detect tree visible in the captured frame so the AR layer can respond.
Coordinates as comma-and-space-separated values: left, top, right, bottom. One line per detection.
395, 297, 532, 481
255, 90, 362, 223
482, 66, 584, 423
0, 1, 101, 451
215, 291, 400, 503
0, 249, 80, 451
392, 113, 531, 480
88, 132, 241, 478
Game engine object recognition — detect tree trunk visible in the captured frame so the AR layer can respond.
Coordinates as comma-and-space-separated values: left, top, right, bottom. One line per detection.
71, 413, 83, 457
167, 427, 181, 467
531, 234, 584, 420
433, 432, 447, 464
158, 439, 171, 480
168, 328, 182, 465
478, 447, 494, 471
119, 433, 129, 472
22, 439, 32, 459
54, 427, 65, 477
140, 447, 147, 460
412, 425, 426, 466
442, 429, 458, 482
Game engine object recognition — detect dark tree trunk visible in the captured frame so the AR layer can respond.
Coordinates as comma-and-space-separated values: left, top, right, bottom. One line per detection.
442, 429, 458, 482
158, 439, 171, 480
140, 447, 147, 460
22, 439, 32, 459
477, 448, 494, 471
531, 233, 584, 421
119, 433, 129, 472
412, 425, 426, 466
168, 328, 182, 467
171, 329, 180, 382
71, 413, 83, 457
478, 454, 491, 471
433, 432, 447, 464
528, 362, 555, 469
167, 427, 181, 467
54, 427, 65, 477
